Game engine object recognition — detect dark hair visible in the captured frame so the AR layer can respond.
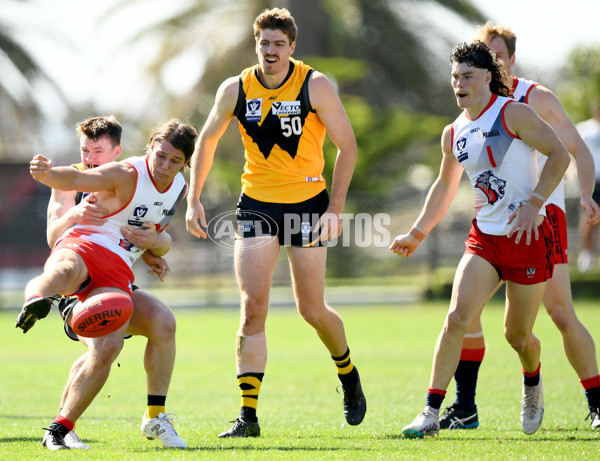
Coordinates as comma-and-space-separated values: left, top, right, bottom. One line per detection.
253, 7, 297, 43
76, 115, 122, 147
146, 119, 199, 163
450, 41, 511, 97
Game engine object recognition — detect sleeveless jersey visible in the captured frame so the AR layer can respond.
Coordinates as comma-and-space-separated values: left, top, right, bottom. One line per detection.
61, 155, 187, 267
233, 58, 327, 203
451, 93, 540, 235
512, 76, 566, 210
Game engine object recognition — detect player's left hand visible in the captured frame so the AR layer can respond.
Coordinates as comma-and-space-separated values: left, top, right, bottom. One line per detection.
121, 222, 164, 250
507, 201, 540, 244
314, 211, 343, 244
581, 194, 600, 225
142, 251, 170, 281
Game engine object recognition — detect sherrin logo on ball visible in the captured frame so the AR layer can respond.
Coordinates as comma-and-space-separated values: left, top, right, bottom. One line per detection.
71, 292, 133, 338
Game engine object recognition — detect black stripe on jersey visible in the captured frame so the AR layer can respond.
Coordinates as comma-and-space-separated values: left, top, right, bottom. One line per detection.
234, 68, 314, 160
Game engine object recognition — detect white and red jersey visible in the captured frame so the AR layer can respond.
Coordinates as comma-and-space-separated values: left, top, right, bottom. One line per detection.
451, 93, 540, 236
59, 155, 187, 267
512, 76, 566, 211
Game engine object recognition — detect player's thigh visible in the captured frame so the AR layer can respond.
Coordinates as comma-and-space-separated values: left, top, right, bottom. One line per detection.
126, 289, 175, 337
449, 253, 501, 320
287, 246, 327, 310
504, 280, 545, 337
542, 263, 573, 312
234, 236, 280, 311
44, 249, 89, 291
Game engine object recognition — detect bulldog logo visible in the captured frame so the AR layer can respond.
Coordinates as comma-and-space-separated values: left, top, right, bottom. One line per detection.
475, 169, 506, 205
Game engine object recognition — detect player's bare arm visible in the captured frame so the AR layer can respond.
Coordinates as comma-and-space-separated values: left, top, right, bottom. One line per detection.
185, 77, 238, 239
30, 154, 136, 206
309, 71, 358, 240
529, 85, 600, 223
390, 125, 463, 257
47, 190, 109, 248
504, 102, 570, 243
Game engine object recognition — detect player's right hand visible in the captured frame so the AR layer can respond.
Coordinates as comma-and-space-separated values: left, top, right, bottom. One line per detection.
29, 154, 53, 181
185, 200, 207, 239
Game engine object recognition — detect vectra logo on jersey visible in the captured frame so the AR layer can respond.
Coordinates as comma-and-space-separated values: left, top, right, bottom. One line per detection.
245, 98, 262, 122
271, 101, 301, 116
475, 170, 506, 205
127, 204, 148, 226
456, 137, 468, 162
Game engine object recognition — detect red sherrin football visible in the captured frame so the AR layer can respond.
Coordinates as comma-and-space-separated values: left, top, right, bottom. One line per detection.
71, 292, 133, 338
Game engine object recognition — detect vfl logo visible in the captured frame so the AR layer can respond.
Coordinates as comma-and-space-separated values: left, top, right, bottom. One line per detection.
127, 205, 148, 226
133, 205, 148, 219
456, 137, 468, 162
245, 98, 262, 122
475, 170, 506, 205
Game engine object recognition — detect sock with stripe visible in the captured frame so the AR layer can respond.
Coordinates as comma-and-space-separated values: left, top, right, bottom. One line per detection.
454, 346, 485, 410
238, 372, 264, 423
332, 348, 358, 387
581, 375, 600, 411
523, 362, 541, 387
146, 394, 167, 419
426, 388, 446, 411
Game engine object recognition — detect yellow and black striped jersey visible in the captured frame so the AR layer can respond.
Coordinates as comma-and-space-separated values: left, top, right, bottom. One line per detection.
233, 58, 327, 203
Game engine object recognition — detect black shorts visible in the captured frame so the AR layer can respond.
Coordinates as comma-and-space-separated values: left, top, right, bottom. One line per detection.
593, 180, 600, 204
236, 190, 329, 247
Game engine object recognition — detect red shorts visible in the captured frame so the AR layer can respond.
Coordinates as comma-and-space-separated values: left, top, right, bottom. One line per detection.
545, 204, 568, 264
464, 218, 554, 285
52, 237, 134, 302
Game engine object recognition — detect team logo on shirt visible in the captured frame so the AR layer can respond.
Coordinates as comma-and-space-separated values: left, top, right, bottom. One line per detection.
475, 170, 506, 205
245, 98, 262, 122
456, 137, 468, 162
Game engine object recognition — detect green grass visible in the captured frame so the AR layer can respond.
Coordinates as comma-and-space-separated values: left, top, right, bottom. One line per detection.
1, 298, 600, 459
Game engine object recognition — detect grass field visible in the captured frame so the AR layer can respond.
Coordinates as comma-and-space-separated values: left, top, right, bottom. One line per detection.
1, 297, 600, 459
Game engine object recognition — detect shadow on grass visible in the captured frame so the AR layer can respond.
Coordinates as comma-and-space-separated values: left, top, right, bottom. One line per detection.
383, 429, 600, 442
0, 436, 41, 443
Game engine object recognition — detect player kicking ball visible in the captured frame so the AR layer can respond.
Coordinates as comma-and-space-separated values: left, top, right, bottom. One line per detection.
16, 119, 197, 450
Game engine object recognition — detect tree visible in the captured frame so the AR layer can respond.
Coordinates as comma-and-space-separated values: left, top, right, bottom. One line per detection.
558, 45, 600, 123
0, 0, 66, 159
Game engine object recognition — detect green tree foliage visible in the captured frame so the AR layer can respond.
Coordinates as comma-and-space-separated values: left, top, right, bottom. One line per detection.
559, 45, 600, 122
0, 0, 65, 157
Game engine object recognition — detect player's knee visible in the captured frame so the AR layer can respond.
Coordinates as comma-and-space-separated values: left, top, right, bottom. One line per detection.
150, 307, 176, 341
240, 296, 268, 330
297, 303, 328, 327
445, 309, 471, 334
504, 330, 528, 353
89, 335, 125, 366
545, 304, 574, 332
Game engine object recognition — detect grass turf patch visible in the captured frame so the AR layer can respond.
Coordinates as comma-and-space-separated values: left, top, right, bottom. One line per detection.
1, 298, 600, 459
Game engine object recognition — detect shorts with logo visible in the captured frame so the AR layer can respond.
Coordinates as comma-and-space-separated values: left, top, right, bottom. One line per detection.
464, 218, 554, 284
545, 203, 568, 264
52, 236, 134, 301
236, 189, 329, 247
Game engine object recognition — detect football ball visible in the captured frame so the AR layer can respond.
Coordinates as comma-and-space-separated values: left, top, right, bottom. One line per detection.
71, 292, 133, 338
